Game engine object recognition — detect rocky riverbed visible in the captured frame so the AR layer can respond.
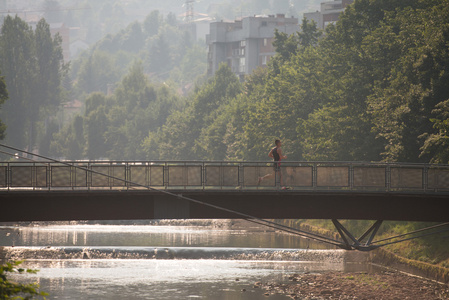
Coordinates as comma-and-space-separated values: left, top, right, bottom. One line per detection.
255, 271, 449, 299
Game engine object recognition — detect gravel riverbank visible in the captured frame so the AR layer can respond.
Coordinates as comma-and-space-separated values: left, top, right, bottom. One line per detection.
256, 271, 449, 299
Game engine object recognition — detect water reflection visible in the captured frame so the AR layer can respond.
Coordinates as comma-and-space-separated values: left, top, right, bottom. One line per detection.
0, 223, 334, 249
1, 221, 349, 300
14, 259, 348, 300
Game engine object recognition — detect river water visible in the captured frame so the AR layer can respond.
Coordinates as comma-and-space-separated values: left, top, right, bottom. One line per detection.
0, 220, 373, 299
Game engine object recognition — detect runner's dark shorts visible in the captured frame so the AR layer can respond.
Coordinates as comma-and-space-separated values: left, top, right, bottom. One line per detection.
273, 162, 281, 172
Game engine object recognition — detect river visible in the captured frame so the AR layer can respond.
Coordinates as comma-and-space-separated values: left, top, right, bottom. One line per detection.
0, 220, 374, 299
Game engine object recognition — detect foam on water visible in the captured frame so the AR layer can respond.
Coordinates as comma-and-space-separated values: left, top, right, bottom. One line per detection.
1, 246, 346, 262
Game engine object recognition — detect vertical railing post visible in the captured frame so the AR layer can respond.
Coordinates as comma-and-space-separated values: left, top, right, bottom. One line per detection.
32, 162, 35, 191
146, 162, 149, 189
163, 162, 168, 190
6, 162, 10, 191
183, 162, 187, 190
423, 165, 428, 193
108, 162, 111, 190
274, 162, 282, 190
125, 162, 129, 191
202, 161, 206, 191
386, 164, 391, 192
349, 163, 354, 191
47, 162, 51, 191
87, 162, 91, 191
219, 162, 223, 190
70, 162, 74, 190
312, 163, 317, 190
72, 162, 75, 189
238, 162, 243, 190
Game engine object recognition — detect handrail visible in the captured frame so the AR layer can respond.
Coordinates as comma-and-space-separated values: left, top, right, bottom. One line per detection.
1, 161, 449, 193
1, 159, 449, 166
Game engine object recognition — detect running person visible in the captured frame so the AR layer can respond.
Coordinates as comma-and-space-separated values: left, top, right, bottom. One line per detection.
258, 139, 287, 188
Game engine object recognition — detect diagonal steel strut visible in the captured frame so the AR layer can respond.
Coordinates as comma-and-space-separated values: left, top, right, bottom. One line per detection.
332, 219, 382, 251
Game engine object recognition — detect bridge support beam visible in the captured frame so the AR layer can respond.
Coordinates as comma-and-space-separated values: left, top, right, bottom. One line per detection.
332, 219, 383, 251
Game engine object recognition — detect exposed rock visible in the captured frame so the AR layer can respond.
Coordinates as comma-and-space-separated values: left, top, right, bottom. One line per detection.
257, 271, 449, 299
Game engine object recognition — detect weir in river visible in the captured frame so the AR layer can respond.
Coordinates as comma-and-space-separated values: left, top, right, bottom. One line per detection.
0, 220, 379, 300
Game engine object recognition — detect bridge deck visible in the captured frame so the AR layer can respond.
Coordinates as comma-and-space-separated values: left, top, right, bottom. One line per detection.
0, 189, 448, 222
1, 161, 448, 222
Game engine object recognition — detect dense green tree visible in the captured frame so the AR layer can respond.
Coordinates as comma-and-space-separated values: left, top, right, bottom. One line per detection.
0, 16, 35, 149
38, 120, 59, 157
0, 16, 65, 153
298, 0, 434, 162
197, 92, 250, 160
144, 64, 241, 160
0, 71, 7, 140
170, 44, 207, 87
148, 34, 171, 74
143, 10, 161, 37
76, 50, 119, 94
420, 100, 449, 163
84, 95, 108, 159
106, 62, 155, 159
121, 22, 145, 53
70, 9, 206, 99
367, 3, 449, 162
166, 12, 177, 27
193, 65, 242, 159
272, 29, 299, 63
212, 0, 449, 164
241, 20, 326, 160
298, 18, 321, 48
32, 19, 67, 149
52, 0, 449, 165
53, 61, 183, 160
49, 116, 84, 160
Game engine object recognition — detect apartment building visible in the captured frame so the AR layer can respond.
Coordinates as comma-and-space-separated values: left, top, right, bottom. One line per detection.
304, 0, 354, 29
206, 14, 299, 79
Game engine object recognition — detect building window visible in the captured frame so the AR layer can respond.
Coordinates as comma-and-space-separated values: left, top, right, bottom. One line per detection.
239, 57, 245, 73
262, 55, 267, 65
263, 38, 268, 46
240, 40, 246, 47
261, 21, 267, 26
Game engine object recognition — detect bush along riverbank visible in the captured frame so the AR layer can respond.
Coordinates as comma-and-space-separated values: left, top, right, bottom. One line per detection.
370, 248, 449, 284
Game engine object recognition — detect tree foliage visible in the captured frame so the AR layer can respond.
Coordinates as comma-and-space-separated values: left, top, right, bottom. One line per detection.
51, 62, 182, 160
142, 63, 241, 160
0, 70, 7, 140
72, 9, 206, 99
50, 0, 449, 164
0, 260, 48, 299
138, 1, 449, 163
0, 16, 66, 151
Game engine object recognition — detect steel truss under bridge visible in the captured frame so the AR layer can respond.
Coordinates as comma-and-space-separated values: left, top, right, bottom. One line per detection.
330, 220, 449, 251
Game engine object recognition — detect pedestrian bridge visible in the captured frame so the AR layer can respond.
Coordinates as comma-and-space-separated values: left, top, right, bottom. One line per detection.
1, 160, 448, 223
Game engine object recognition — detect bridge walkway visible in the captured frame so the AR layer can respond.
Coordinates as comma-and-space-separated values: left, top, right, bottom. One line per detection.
1, 154, 449, 251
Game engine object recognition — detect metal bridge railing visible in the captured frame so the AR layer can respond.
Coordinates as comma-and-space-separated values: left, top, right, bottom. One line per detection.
1, 161, 449, 193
